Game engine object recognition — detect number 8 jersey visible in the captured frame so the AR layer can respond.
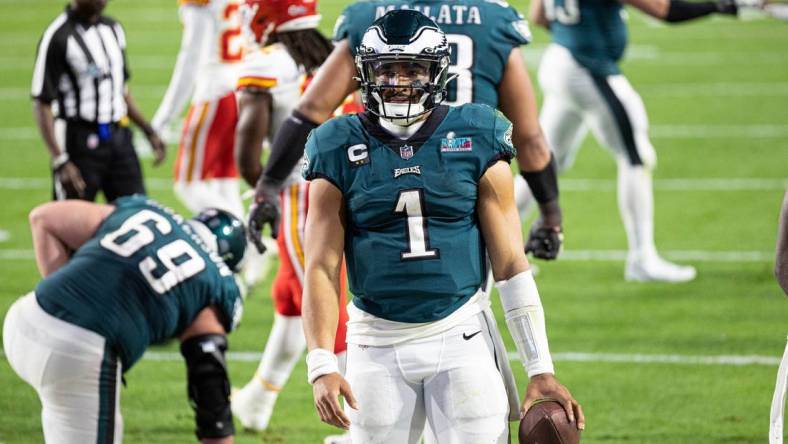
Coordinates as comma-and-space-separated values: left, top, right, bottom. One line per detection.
333, 0, 531, 108
35, 196, 242, 371
303, 104, 514, 323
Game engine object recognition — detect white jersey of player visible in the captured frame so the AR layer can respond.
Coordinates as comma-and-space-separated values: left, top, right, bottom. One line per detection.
152, 0, 244, 132
236, 43, 305, 185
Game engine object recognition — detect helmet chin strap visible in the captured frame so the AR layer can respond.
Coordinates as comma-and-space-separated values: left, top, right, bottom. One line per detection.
379, 101, 426, 126
378, 114, 426, 139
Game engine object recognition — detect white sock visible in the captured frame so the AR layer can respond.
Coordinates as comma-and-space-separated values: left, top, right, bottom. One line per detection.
247, 314, 306, 396
617, 160, 657, 263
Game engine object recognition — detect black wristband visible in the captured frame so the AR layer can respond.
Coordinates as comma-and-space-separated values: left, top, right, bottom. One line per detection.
262, 110, 319, 183
520, 154, 559, 205
666, 0, 718, 22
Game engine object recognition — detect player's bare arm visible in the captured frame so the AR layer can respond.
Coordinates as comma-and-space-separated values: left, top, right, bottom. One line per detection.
624, 0, 738, 20
302, 178, 357, 430
235, 87, 273, 187
29, 200, 114, 277
775, 190, 788, 294
498, 48, 563, 259
478, 161, 585, 430
125, 91, 166, 165
296, 40, 360, 124
151, 3, 212, 134
33, 100, 86, 197
529, 0, 550, 29
478, 161, 531, 280
498, 49, 549, 173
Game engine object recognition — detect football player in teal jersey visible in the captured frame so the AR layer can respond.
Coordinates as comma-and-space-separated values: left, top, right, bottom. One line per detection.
300, 11, 583, 443
247, 0, 564, 262
528, 0, 737, 282
3, 196, 246, 443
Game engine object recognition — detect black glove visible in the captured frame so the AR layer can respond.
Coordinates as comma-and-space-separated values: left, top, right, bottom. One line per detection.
716, 0, 739, 15
247, 177, 283, 254
525, 224, 564, 261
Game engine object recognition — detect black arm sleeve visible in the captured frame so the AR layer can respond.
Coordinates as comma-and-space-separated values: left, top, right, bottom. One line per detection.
665, 0, 719, 22
520, 154, 559, 205
261, 110, 319, 183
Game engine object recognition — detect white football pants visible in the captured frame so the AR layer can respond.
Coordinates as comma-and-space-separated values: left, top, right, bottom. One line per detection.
3, 293, 123, 443
344, 312, 509, 444
174, 178, 244, 219
526, 43, 660, 262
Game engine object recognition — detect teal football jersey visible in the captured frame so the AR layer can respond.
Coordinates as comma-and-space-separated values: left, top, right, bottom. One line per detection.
333, 0, 531, 108
303, 104, 515, 323
549, 0, 627, 76
35, 196, 242, 371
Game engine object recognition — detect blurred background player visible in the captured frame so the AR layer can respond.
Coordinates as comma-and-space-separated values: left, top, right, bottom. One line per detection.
769, 190, 788, 444
301, 11, 583, 442
151, 0, 244, 218
246, 0, 566, 263
776, 190, 788, 295
152, 0, 274, 289
3, 196, 246, 443
32, 0, 166, 202
527, 0, 739, 282
229, 0, 352, 431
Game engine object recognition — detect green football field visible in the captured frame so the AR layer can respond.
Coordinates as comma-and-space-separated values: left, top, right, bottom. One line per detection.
1, 0, 787, 442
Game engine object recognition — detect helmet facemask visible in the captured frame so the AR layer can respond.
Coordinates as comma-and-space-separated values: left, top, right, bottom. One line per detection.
359, 55, 449, 126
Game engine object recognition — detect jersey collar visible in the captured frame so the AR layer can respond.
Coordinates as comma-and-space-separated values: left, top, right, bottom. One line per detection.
358, 105, 450, 158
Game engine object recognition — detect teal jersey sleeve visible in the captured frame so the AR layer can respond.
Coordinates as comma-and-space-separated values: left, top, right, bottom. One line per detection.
492, 109, 516, 163
449, 104, 515, 179
302, 115, 364, 193
332, 2, 375, 54
489, 2, 532, 55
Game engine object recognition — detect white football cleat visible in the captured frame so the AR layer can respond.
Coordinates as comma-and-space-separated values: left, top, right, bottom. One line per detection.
324, 432, 352, 444
231, 385, 278, 431
625, 256, 696, 283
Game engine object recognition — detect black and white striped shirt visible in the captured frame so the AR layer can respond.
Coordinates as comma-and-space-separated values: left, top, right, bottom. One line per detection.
32, 5, 130, 124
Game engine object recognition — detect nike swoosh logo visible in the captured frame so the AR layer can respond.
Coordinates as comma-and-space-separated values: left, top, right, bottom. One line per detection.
462, 330, 482, 340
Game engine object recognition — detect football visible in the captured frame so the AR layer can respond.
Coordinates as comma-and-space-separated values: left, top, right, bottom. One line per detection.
519, 399, 580, 444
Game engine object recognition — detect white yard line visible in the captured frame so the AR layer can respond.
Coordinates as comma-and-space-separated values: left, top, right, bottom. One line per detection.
559, 250, 773, 262
0, 248, 774, 262
5, 83, 788, 101
5, 350, 775, 366
5, 124, 788, 140
0, 87, 167, 101
0, 177, 784, 191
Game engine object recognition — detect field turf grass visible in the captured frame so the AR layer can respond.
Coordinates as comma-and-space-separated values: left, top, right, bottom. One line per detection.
1, 1, 787, 442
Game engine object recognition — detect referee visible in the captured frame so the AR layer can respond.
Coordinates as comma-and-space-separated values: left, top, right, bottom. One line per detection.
32, 0, 166, 202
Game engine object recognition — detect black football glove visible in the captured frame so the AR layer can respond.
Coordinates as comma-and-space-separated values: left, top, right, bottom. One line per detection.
525, 224, 564, 261
716, 0, 739, 15
247, 177, 282, 254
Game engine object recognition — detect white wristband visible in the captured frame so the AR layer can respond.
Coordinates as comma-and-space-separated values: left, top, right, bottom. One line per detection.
497, 269, 555, 378
306, 348, 339, 384
51, 152, 69, 171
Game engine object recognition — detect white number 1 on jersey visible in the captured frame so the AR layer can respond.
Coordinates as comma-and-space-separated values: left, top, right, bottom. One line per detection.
394, 189, 439, 260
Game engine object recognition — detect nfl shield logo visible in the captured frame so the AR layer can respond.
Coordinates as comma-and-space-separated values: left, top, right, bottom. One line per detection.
399, 144, 414, 160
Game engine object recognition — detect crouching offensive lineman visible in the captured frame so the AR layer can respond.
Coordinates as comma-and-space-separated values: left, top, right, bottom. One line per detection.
301, 11, 585, 443
3, 195, 246, 443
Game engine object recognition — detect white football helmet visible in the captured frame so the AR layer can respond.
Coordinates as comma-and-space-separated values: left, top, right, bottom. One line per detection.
355, 10, 452, 126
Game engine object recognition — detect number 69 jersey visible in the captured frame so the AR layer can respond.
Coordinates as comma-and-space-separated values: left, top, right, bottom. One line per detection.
303, 104, 514, 323
333, 0, 531, 108
35, 196, 242, 371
